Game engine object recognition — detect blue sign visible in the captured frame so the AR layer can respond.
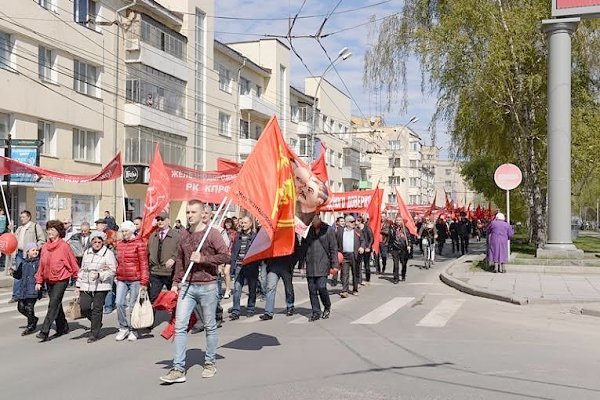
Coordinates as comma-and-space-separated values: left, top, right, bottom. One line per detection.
10, 146, 39, 182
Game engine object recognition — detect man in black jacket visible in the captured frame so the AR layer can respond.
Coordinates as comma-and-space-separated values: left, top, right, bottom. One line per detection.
388, 217, 412, 283
336, 215, 365, 297
457, 212, 472, 255
357, 216, 374, 285
300, 215, 337, 321
229, 216, 259, 320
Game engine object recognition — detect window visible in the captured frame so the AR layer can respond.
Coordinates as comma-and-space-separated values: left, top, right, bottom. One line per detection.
409, 177, 418, 187
411, 142, 420, 151
388, 193, 397, 204
217, 65, 232, 93
74, 0, 96, 25
388, 176, 402, 185
74, 59, 99, 97
410, 160, 418, 168
256, 85, 262, 98
388, 158, 401, 168
38, 46, 57, 83
409, 195, 418, 205
298, 137, 308, 156
73, 128, 99, 162
126, 65, 185, 116
218, 112, 231, 137
38, 120, 56, 156
254, 125, 262, 139
290, 105, 299, 123
445, 168, 452, 176
0, 32, 13, 70
140, 15, 186, 60
0, 113, 10, 140
239, 77, 250, 95
444, 180, 452, 188
72, 195, 96, 226
288, 137, 298, 153
38, 0, 57, 12
125, 126, 186, 165
389, 140, 401, 151
338, 152, 343, 168
239, 120, 249, 139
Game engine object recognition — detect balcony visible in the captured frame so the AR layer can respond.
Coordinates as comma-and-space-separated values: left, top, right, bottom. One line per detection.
125, 40, 188, 82
295, 121, 312, 135
359, 158, 372, 169
239, 93, 275, 118
342, 165, 361, 181
359, 180, 373, 189
123, 103, 186, 136
239, 138, 257, 155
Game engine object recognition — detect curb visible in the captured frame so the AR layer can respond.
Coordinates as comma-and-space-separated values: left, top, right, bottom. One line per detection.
440, 256, 529, 305
571, 307, 600, 318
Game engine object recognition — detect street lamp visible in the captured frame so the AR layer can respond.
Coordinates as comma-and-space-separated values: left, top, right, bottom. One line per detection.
309, 47, 352, 160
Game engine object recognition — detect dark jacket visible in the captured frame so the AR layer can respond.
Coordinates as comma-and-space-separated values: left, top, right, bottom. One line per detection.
13, 257, 40, 300
230, 229, 258, 267
302, 223, 337, 277
148, 228, 180, 276
457, 219, 472, 238
68, 232, 92, 258
359, 225, 374, 249
173, 227, 230, 285
336, 227, 364, 254
388, 224, 411, 252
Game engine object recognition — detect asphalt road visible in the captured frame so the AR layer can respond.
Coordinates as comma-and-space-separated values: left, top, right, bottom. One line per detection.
1, 243, 599, 400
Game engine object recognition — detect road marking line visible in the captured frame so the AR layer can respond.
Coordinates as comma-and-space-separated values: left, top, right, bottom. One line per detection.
416, 298, 465, 327
0, 293, 76, 315
289, 294, 358, 324
350, 297, 415, 325
239, 296, 310, 323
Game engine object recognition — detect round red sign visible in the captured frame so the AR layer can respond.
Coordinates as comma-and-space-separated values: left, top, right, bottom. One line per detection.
494, 163, 522, 190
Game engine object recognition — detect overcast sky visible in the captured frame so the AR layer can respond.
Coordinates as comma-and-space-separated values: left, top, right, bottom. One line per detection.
214, 0, 451, 156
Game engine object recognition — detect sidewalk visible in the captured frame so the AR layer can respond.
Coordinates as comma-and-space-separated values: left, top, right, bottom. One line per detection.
440, 242, 600, 306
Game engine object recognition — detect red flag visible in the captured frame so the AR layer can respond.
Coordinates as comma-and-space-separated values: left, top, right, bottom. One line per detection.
395, 189, 418, 236
216, 158, 242, 172
366, 187, 383, 252
425, 193, 437, 216
445, 192, 453, 212
139, 145, 171, 239
229, 116, 296, 264
310, 141, 329, 184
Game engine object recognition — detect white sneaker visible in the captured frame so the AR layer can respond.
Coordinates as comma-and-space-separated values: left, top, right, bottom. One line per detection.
127, 331, 138, 341
115, 329, 129, 341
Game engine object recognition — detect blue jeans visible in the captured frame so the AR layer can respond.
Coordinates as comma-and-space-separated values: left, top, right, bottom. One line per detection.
104, 282, 116, 312
232, 264, 258, 315
173, 283, 219, 370
264, 264, 295, 316
11, 250, 24, 299
115, 280, 140, 330
258, 262, 267, 295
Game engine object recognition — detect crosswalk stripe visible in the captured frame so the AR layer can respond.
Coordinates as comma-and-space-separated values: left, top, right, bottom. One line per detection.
416, 298, 465, 327
240, 296, 310, 323
289, 294, 358, 324
0, 293, 77, 315
350, 297, 415, 325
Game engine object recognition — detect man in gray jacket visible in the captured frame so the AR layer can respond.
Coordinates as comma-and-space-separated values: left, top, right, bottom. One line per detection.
148, 212, 180, 303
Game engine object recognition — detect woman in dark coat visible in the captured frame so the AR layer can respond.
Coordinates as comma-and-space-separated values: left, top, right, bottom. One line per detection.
301, 215, 338, 321
388, 217, 412, 283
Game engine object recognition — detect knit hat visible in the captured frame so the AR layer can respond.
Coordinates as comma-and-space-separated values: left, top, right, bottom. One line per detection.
496, 212, 506, 221
90, 230, 107, 241
119, 220, 136, 232
24, 242, 38, 254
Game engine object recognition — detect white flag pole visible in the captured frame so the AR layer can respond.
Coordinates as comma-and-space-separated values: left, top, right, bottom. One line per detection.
217, 198, 233, 228
180, 197, 228, 286
0, 183, 12, 229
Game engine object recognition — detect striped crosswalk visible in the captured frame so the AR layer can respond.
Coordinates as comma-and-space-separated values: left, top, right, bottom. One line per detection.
0, 282, 467, 329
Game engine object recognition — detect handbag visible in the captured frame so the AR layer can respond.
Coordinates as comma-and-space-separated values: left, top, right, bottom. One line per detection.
131, 289, 154, 329
66, 297, 83, 320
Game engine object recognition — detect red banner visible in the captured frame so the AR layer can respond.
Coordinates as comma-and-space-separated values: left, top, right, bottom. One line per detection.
167, 164, 236, 203
0, 153, 122, 182
319, 189, 377, 213
140, 146, 170, 239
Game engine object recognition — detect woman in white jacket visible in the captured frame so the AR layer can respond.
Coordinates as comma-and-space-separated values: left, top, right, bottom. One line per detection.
75, 231, 117, 343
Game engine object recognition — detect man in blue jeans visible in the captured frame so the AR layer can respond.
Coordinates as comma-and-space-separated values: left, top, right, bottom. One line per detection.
229, 216, 259, 320
159, 200, 230, 384
260, 250, 297, 320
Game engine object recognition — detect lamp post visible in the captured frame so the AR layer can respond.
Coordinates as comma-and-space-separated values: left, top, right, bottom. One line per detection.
390, 116, 419, 199
309, 47, 352, 160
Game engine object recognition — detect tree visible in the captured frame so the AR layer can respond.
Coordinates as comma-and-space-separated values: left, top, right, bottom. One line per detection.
364, 0, 600, 245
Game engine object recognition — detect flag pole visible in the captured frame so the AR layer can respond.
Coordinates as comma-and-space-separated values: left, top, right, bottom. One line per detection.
180, 196, 228, 286
121, 174, 127, 223
216, 198, 233, 228
0, 182, 11, 229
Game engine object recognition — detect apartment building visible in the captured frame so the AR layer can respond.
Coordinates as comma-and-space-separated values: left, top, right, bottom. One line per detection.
433, 159, 478, 209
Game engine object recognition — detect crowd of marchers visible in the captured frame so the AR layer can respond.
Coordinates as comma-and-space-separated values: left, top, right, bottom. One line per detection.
5, 201, 511, 384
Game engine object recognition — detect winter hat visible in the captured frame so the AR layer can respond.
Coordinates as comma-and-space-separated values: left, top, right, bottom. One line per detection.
119, 220, 136, 232
90, 230, 107, 241
24, 242, 38, 254
496, 212, 506, 221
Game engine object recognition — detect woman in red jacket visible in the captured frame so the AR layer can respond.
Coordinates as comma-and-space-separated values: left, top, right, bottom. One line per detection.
35, 220, 79, 342
114, 220, 149, 342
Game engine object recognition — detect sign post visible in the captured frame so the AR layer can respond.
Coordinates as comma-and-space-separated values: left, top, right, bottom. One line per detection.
494, 163, 522, 257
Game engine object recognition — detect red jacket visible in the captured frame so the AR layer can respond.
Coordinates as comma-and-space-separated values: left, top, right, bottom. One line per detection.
35, 239, 79, 284
115, 236, 149, 286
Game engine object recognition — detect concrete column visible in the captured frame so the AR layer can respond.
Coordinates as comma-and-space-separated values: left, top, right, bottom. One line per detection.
539, 18, 583, 258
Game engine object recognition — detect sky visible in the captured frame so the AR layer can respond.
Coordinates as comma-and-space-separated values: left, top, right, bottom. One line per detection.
213, 0, 451, 157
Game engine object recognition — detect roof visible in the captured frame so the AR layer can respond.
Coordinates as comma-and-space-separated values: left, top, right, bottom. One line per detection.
213, 40, 272, 77
226, 38, 291, 51
290, 85, 315, 104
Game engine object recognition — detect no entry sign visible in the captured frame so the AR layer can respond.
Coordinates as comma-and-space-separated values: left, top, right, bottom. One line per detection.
494, 164, 522, 191
553, 0, 600, 17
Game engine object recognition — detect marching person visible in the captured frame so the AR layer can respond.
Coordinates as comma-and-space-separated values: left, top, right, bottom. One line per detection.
114, 221, 149, 342
388, 217, 411, 283
300, 214, 337, 321
160, 200, 230, 384
229, 216, 259, 320
487, 213, 514, 273
335, 215, 365, 298
435, 217, 449, 256
449, 218, 460, 254
457, 212, 472, 255
260, 248, 297, 321
221, 218, 238, 299
68, 221, 92, 266
418, 219, 438, 264
34, 220, 79, 342
148, 212, 180, 303
13, 243, 41, 336
75, 231, 117, 343
378, 215, 390, 274
356, 215, 374, 286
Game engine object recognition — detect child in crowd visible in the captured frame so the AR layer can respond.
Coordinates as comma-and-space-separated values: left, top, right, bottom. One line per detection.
13, 243, 41, 336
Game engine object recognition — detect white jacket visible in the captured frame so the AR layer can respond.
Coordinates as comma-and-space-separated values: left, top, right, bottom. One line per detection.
76, 246, 117, 292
